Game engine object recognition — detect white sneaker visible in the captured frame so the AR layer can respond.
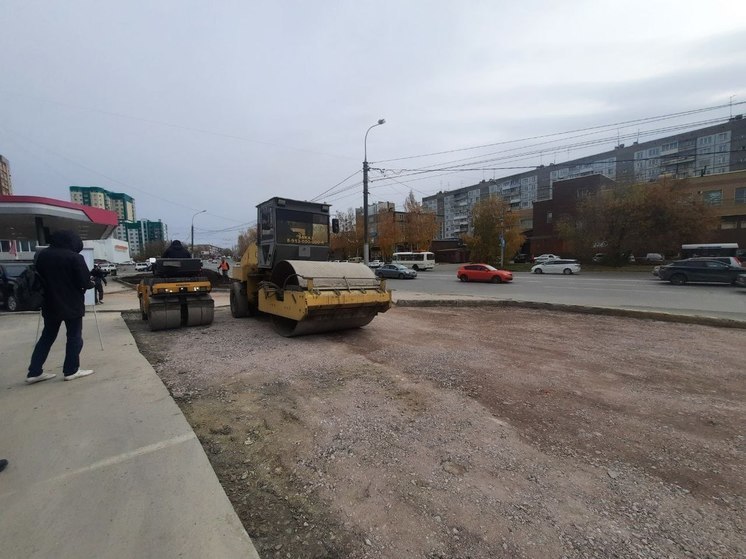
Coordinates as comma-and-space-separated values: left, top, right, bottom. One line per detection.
25, 373, 56, 384
64, 369, 95, 381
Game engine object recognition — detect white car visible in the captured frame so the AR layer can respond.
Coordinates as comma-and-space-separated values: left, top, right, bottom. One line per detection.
533, 253, 560, 264
367, 259, 382, 269
134, 262, 149, 272
531, 259, 581, 275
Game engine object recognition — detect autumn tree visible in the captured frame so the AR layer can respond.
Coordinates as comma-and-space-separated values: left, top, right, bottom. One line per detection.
557, 179, 718, 265
236, 226, 258, 259
403, 191, 438, 251
376, 209, 401, 261
464, 196, 524, 266
330, 208, 362, 259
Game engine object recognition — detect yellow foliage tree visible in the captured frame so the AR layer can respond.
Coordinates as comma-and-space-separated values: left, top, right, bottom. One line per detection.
403, 191, 438, 251
465, 196, 524, 266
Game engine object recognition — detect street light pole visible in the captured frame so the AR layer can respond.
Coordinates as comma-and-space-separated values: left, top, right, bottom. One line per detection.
191, 209, 206, 256
363, 118, 385, 265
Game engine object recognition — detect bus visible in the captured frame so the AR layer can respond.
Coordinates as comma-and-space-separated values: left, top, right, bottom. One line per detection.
680, 243, 740, 260
391, 251, 436, 270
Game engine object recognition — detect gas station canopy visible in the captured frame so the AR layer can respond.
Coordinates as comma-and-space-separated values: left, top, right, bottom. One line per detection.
0, 195, 118, 242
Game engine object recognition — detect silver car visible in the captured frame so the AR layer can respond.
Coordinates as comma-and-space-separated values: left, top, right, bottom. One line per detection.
375, 263, 417, 279
531, 259, 581, 275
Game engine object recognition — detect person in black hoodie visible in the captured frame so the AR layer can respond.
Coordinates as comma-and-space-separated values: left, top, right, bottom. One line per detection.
90, 264, 108, 304
162, 239, 191, 258
26, 230, 96, 384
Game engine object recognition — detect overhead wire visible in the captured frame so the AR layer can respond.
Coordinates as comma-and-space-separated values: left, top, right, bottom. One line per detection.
374, 101, 745, 163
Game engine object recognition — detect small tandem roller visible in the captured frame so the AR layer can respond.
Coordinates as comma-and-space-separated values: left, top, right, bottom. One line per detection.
137, 258, 214, 331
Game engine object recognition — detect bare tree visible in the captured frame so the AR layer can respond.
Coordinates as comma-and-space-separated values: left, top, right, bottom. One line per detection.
137, 239, 168, 260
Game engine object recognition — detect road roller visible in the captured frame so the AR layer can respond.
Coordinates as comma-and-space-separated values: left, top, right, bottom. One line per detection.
230, 197, 392, 337
137, 258, 214, 331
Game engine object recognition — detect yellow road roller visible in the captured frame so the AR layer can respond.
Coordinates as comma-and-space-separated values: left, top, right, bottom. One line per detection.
230, 197, 392, 336
137, 258, 214, 331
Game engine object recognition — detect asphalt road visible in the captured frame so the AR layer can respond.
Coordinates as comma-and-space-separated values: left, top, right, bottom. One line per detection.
389, 264, 746, 321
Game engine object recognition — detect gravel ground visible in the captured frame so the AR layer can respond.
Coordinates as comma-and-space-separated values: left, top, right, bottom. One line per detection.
125, 306, 745, 559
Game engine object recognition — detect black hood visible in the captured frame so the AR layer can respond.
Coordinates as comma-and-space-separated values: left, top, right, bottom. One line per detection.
49, 230, 84, 253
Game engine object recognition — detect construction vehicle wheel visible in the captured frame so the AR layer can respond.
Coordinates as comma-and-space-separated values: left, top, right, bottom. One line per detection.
230, 282, 252, 318
148, 303, 181, 331
138, 295, 147, 320
186, 298, 215, 327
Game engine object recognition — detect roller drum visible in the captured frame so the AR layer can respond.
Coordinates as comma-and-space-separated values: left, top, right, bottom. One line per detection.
186, 297, 215, 326
148, 301, 182, 331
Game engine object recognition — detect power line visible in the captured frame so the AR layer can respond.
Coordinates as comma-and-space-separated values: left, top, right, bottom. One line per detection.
373, 102, 744, 164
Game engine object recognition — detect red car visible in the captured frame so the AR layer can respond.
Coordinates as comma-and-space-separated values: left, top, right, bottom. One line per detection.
457, 264, 513, 283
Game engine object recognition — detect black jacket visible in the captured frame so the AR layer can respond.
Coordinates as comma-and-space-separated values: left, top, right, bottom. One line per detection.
162, 241, 191, 258
36, 231, 93, 320
91, 266, 108, 286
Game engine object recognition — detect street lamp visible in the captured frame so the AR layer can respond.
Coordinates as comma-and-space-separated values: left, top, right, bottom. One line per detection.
363, 118, 386, 265
191, 209, 206, 255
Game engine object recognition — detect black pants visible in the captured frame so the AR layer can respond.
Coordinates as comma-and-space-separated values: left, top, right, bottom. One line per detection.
28, 315, 84, 377
95, 282, 104, 303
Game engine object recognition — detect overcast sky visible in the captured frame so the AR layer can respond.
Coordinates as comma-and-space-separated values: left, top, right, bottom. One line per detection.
1, 0, 745, 247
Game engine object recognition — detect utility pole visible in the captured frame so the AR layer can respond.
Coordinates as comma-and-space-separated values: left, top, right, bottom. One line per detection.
363, 119, 386, 265
191, 209, 206, 255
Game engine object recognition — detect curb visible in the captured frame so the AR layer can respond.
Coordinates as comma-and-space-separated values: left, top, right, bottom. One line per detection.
393, 298, 746, 330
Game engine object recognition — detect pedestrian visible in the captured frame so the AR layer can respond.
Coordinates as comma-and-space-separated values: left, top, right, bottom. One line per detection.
26, 230, 95, 384
218, 257, 230, 278
162, 239, 191, 258
91, 264, 108, 304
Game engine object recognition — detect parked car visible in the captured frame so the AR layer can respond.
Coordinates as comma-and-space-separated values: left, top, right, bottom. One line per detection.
99, 262, 117, 276
512, 253, 530, 263
457, 264, 513, 283
375, 263, 417, 279
592, 253, 606, 263
533, 253, 560, 264
657, 258, 745, 285
644, 253, 664, 262
134, 262, 149, 272
0, 261, 39, 312
531, 259, 581, 275
367, 259, 383, 269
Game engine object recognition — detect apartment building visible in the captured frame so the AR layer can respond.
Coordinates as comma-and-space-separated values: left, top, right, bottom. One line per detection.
423, 115, 746, 240
530, 170, 746, 256
69, 186, 136, 240
123, 219, 167, 256
0, 155, 12, 196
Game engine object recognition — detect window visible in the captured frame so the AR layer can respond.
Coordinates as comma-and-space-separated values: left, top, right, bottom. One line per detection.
546, 211, 553, 224
736, 187, 746, 204
721, 219, 737, 229
702, 190, 722, 205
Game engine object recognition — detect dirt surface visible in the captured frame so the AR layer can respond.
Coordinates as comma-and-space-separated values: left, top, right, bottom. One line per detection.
125, 306, 745, 559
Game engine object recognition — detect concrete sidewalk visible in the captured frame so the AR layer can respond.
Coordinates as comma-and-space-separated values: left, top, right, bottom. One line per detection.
0, 295, 258, 558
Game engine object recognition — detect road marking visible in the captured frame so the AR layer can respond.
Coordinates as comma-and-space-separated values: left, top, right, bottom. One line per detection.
0, 432, 197, 498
